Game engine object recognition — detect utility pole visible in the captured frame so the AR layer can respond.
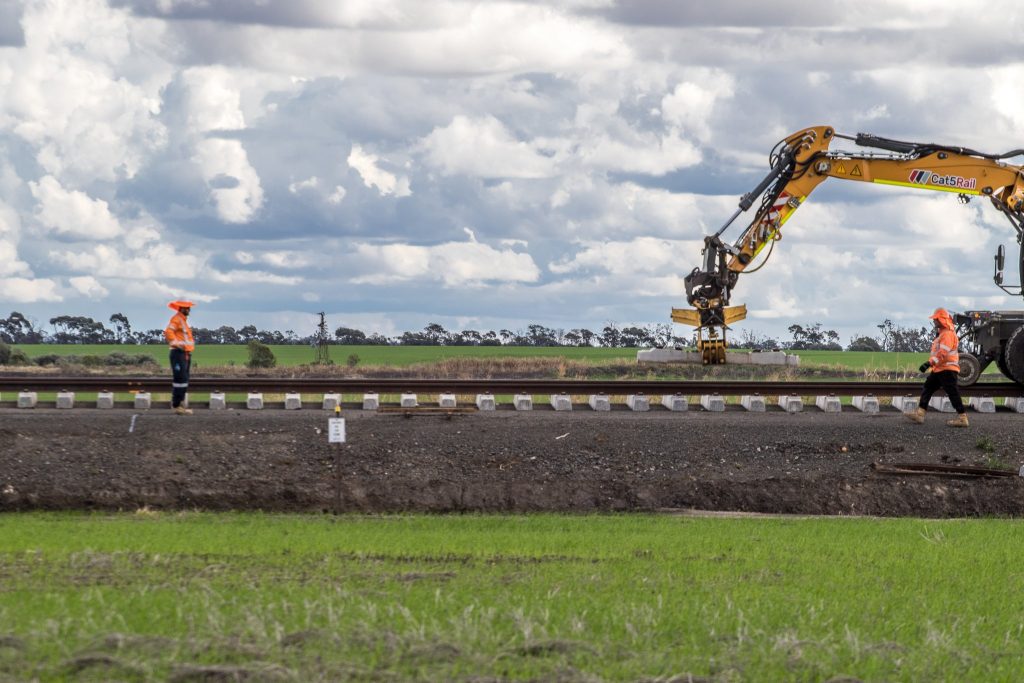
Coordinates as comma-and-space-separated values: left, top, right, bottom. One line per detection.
314, 312, 331, 365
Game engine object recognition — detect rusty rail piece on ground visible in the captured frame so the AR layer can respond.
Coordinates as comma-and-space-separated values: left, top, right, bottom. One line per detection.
873, 461, 1023, 478
0, 376, 1022, 396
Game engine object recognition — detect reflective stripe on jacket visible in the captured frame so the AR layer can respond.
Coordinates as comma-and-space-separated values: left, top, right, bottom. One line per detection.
164, 313, 195, 352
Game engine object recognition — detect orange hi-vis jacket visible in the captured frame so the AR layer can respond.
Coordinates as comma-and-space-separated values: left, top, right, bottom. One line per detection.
164, 312, 195, 353
928, 308, 959, 374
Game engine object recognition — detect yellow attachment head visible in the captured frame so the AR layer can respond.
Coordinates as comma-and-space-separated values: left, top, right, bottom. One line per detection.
671, 304, 747, 328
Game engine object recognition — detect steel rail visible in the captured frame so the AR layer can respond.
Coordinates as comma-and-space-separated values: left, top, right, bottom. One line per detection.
1, 375, 1021, 396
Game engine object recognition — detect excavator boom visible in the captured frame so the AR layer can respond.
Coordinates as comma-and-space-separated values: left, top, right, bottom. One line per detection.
682, 126, 1024, 364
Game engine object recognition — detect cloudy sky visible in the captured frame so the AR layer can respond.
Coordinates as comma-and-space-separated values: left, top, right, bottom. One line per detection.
1, 0, 1023, 342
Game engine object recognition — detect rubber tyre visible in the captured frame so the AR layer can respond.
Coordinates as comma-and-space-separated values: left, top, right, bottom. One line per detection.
997, 346, 1013, 380
1005, 325, 1024, 386
957, 352, 982, 387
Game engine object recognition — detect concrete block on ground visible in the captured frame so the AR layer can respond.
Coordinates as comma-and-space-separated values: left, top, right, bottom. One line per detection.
778, 394, 803, 413
133, 392, 152, 410
17, 391, 37, 408
209, 392, 227, 410
400, 393, 418, 408
1004, 396, 1024, 413
476, 393, 496, 411
96, 391, 115, 409
661, 394, 688, 412
699, 394, 725, 412
438, 393, 457, 408
852, 395, 880, 414
56, 391, 75, 409
246, 392, 264, 410
362, 393, 379, 410
322, 393, 341, 411
550, 393, 572, 411
928, 396, 956, 413
740, 394, 765, 412
891, 396, 919, 413
969, 396, 996, 413
284, 392, 302, 410
514, 393, 533, 411
815, 394, 842, 413
588, 394, 611, 411
626, 394, 650, 412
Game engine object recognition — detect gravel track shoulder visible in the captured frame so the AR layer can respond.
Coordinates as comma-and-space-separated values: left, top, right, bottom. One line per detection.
2, 408, 1023, 517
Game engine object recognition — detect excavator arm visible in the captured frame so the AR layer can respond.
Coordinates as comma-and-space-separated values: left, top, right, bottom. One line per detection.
680, 125, 1024, 363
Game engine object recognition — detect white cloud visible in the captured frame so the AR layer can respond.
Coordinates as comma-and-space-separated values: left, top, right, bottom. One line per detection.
420, 115, 555, 179
347, 145, 411, 197
69, 275, 109, 299
327, 185, 347, 204
0, 277, 62, 303
49, 242, 203, 279
288, 176, 319, 194
0, 240, 30, 277
350, 238, 540, 286
209, 269, 302, 285
192, 138, 264, 223
29, 175, 123, 239
550, 237, 702, 276
179, 66, 247, 131
660, 71, 735, 141
142, 279, 218, 303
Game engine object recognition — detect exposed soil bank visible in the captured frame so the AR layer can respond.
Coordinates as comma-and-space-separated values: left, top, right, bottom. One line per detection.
2, 408, 1023, 517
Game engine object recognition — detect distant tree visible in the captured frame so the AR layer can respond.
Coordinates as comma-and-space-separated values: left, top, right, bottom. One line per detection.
238, 325, 258, 343
619, 326, 655, 348
527, 324, 557, 347
736, 328, 780, 351
847, 335, 883, 352
423, 323, 449, 345
246, 340, 277, 368
0, 312, 44, 343
334, 327, 367, 345
108, 313, 133, 344
499, 329, 515, 345
48, 315, 110, 344
365, 333, 390, 345
479, 331, 501, 346
600, 322, 621, 348
876, 319, 931, 352
212, 325, 240, 344
786, 322, 841, 351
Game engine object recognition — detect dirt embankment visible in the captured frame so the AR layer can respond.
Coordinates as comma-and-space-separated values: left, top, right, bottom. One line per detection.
2, 408, 1023, 517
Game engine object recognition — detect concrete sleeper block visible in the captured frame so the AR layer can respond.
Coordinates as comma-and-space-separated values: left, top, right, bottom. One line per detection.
438, 393, 457, 408
626, 394, 650, 412
852, 395, 880, 414
476, 393, 496, 411
661, 394, 688, 412
133, 392, 152, 410
740, 395, 765, 412
246, 392, 264, 410
778, 395, 803, 413
209, 392, 227, 410
1004, 396, 1024, 413
514, 393, 533, 411
968, 396, 995, 413
891, 396, 919, 413
928, 396, 956, 413
17, 391, 38, 408
815, 394, 841, 413
322, 393, 341, 410
588, 394, 610, 411
284, 392, 302, 410
400, 393, 418, 408
550, 393, 572, 411
56, 391, 75, 409
362, 393, 379, 410
700, 394, 725, 412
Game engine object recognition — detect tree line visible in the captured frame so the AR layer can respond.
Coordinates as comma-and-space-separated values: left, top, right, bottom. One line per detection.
0, 311, 934, 352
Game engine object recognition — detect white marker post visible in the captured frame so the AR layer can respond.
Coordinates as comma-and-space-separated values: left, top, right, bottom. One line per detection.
328, 414, 346, 513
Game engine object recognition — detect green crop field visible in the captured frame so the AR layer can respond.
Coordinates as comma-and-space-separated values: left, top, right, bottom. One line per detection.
1, 513, 1022, 681
10, 344, 941, 371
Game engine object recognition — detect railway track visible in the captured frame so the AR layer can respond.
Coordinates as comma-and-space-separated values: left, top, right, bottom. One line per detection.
0, 375, 1021, 396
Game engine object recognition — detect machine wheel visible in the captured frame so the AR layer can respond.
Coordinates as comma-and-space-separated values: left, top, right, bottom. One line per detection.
1005, 325, 1024, 386
997, 346, 1013, 380
957, 352, 982, 387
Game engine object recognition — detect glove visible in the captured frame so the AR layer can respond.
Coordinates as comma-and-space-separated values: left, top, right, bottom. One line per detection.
919, 362, 931, 373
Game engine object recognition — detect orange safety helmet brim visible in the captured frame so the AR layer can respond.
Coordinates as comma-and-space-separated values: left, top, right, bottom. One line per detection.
929, 307, 949, 320
168, 300, 195, 311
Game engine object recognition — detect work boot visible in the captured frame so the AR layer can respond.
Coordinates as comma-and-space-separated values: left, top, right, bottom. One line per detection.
906, 407, 926, 424
174, 406, 193, 416
946, 413, 969, 428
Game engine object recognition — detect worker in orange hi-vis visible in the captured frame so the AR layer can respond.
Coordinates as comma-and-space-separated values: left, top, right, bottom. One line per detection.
164, 301, 195, 416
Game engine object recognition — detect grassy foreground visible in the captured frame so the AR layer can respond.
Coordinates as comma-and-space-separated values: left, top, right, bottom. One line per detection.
13, 343, 934, 371
1, 513, 1023, 681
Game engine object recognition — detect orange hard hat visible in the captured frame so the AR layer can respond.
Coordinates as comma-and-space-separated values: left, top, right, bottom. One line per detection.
168, 300, 195, 311
929, 307, 949, 320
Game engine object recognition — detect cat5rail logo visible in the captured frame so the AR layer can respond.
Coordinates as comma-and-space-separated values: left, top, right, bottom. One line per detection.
908, 169, 977, 190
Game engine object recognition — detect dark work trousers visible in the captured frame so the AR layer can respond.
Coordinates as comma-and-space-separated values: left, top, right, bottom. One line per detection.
170, 348, 191, 408
918, 369, 965, 414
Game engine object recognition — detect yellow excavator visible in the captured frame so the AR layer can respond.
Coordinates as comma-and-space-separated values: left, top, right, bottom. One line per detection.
680, 125, 1024, 385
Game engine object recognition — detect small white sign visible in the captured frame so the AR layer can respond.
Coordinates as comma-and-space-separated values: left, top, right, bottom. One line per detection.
328, 418, 346, 443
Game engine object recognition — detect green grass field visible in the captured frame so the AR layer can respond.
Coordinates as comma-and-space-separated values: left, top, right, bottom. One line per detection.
1, 513, 1022, 681
12, 344, 937, 371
